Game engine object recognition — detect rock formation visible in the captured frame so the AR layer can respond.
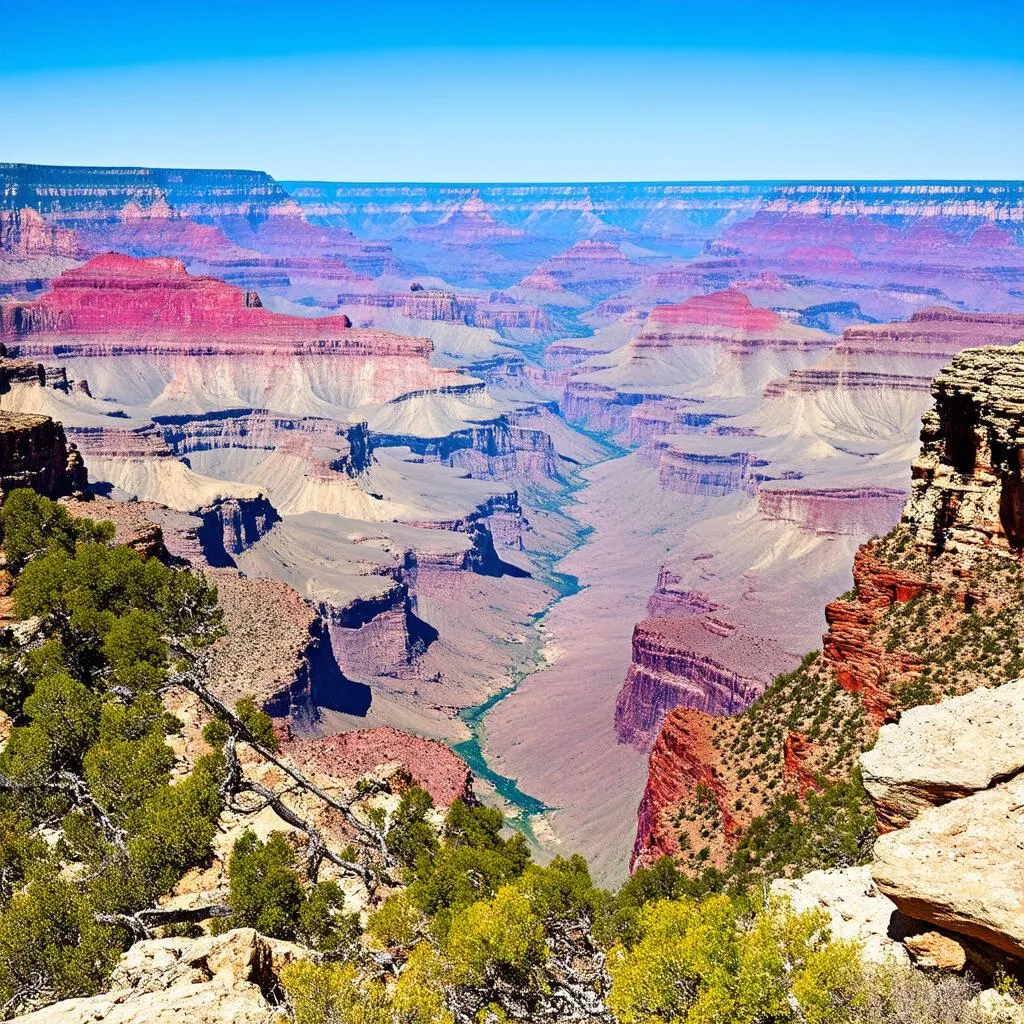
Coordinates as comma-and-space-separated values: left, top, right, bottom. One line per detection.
0, 410, 88, 499
862, 679, 1024, 963
904, 343, 1024, 557
8, 929, 307, 1024
632, 343, 1024, 875
615, 619, 764, 750
286, 726, 474, 807
861, 679, 1024, 830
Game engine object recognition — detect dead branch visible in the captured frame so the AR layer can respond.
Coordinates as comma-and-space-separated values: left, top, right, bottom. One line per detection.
95, 904, 232, 941
0, 770, 129, 858
169, 654, 393, 865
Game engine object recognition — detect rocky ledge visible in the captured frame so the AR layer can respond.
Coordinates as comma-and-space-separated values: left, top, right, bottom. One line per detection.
863, 679, 1024, 964
9, 928, 305, 1024
0, 410, 87, 499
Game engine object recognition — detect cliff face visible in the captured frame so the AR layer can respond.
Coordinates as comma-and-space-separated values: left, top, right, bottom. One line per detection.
0, 162, 289, 218
904, 343, 1024, 557
633, 342, 1024, 873
0, 410, 88, 499
373, 417, 560, 482
195, 496, 281, 568
615, 619, 764, 750
159, 412, 372, 477
0, 207, 78, 258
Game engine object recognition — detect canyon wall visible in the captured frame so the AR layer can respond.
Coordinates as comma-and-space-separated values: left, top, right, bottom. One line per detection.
632, 342, 1024, 874
0, 410, 87, 499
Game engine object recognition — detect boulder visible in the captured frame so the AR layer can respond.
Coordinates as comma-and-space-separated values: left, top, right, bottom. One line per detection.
903, 930, 968, 971
872, 775, 1024, 959
860, 678, 1024, 829
11, 928, 309, 1024
771, 864, 912, 964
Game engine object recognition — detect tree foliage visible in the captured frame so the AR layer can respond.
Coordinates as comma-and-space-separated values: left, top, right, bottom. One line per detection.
0, 491, 225, 1014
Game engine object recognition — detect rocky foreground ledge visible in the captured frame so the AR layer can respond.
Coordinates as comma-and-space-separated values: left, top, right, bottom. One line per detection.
779, 678, 1024, 984
10, 929, 301, 1024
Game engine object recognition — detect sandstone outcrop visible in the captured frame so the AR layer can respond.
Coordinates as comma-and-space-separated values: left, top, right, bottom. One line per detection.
861, 679, 1024, 830
904, 343, 1024, 557
771, 865, 912, 965
0, 410, 88, 499
861, 679, 1024, 963
9, 928, 307, 1024
821, 548, 939, 725
872, 775, 1024, 959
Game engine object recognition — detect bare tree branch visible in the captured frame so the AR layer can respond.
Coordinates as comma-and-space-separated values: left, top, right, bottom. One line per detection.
170, 654, 392, 864
0, 770, 129, 858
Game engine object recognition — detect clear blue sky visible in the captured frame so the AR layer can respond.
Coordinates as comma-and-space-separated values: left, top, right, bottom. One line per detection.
0, 0, 1021, 181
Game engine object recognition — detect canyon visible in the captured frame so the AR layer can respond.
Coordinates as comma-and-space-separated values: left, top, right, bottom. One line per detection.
632, 343, 1024, 884
2, 163, 1023, 882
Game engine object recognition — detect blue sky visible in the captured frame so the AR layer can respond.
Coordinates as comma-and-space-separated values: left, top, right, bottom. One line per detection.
0, 0, 1021, 181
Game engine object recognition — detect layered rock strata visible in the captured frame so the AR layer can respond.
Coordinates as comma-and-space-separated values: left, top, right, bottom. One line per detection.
0, 410, 88, 499
615, 618, 764, 750
904, 343, 1024, 557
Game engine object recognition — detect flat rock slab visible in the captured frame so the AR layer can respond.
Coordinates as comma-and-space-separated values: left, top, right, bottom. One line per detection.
861, 678, 1024, 829
872, 775, 1024, 959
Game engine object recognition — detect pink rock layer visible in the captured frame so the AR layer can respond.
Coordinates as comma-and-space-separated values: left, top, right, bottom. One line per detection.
839, 307, 1024, 359
288, 726, 474, 807
644, 289, 784, 332
757, 487, 907, 538
0, 253, 432, 359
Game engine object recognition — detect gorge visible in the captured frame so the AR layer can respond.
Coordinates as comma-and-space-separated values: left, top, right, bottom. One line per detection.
2, 164, 1024, 887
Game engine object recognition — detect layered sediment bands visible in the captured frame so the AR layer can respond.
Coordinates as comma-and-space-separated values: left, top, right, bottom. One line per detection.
336, 288, 553, 334
531, 240, 643, 299
637, 290, 832, 352
646, 569, 718, 618
762, 370, 934, 397
615, 618, 765, 751
0, 355, 72, 393
632, 708, 735, 870
0, 411, 88, 499
0, 162, 290, 218
657, 449, 770, 497
840, 308, 1024, 359
68, 422, 173, 460
822, 550, 938, 725
407, 493, 530, 564
326, 582, 433, 681
0, 207, 78, 257
562, 382, 668, 434
903, 344, 1024, 557
158, 411, 372, 476
373, 418, 559, 482
0, 252, 419, 350
195, 495, 281, 568
757, 486, 907, 537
